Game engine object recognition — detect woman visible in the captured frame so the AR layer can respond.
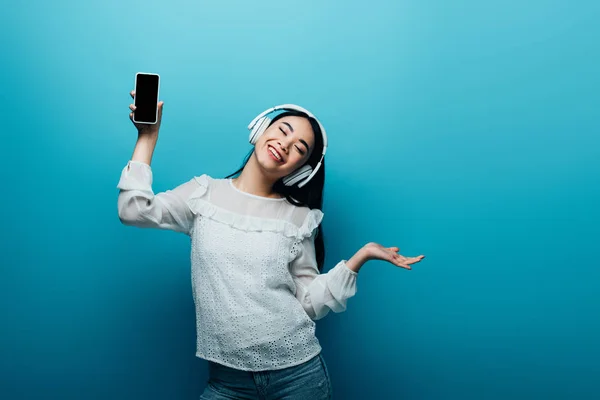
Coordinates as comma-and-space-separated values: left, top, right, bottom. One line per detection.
117, 91, 425, 399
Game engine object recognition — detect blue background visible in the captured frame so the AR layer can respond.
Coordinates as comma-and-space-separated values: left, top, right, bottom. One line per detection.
2, 0, 599, 399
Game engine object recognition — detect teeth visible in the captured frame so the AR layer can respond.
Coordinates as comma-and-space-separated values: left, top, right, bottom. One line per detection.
269, 146, 282, 161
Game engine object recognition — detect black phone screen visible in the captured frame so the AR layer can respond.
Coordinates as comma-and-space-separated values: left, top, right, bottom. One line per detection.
134, 74, 159, 124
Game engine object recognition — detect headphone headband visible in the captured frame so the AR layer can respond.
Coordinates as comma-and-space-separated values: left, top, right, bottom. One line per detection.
248, 104, 328, 152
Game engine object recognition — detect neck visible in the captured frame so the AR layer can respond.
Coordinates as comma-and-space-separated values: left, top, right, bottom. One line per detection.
232, 155, 283, 199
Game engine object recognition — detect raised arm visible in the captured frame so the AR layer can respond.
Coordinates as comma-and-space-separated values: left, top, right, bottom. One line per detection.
117, 160, 200, 235
116, 91, 198, 235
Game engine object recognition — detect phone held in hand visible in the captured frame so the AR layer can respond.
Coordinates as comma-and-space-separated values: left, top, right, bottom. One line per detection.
133, 72, 160, 124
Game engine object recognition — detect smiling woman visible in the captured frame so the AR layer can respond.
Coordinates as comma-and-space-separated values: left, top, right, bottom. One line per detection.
118, 97, 424, 399
227, 108, 327, 267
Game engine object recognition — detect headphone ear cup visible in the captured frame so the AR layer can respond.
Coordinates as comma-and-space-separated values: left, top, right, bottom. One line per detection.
283, 164, 313, 187
249, 117, 272, 144
248, 117, 263, 144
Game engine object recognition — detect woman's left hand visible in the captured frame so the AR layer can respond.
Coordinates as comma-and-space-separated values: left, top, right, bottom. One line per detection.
361, 242, 425, 270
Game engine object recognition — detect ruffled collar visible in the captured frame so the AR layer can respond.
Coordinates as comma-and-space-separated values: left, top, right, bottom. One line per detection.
228, 178, 287, 201
186, 175, 323, 240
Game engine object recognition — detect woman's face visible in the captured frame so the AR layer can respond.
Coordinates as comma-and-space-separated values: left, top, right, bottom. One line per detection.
254, 115, 316, 179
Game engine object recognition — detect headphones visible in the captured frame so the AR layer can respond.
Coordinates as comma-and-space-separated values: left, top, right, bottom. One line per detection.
248, 104, 328, 188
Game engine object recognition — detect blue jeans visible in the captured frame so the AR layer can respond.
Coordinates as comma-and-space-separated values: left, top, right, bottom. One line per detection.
200, 353, 332, 400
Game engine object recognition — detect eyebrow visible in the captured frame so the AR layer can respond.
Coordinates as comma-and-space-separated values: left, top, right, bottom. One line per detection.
282, 121, 311, 153
282, 121, 294, 133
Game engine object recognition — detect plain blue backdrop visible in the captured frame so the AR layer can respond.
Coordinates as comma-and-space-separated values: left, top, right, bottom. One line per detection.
1, 0, 599, 399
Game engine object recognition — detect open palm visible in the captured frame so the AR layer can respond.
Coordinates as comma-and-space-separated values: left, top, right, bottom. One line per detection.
362, 242, 425, 270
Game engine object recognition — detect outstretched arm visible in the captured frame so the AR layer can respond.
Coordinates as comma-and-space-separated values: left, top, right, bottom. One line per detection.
289, 231, 358, 320
290, 234, 426, 320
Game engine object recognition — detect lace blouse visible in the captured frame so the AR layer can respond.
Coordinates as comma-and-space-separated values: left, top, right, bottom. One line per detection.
116, 160, 358, 371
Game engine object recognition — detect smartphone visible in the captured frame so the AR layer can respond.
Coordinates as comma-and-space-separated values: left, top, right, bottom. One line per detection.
133, 72, 160, 124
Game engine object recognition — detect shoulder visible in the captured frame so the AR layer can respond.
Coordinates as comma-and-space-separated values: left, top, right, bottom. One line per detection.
185, 173, 219, 202
190, 173, 225, 189
285, 201, 324, 232
191, 173, 214, 183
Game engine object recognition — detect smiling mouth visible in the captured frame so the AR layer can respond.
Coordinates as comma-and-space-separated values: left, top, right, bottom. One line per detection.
268, 145, 284, 163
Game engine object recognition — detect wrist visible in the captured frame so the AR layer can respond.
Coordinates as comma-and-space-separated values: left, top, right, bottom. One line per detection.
345, 248, 370, 274
131, 134, 158, 165
137, 129, 159, 141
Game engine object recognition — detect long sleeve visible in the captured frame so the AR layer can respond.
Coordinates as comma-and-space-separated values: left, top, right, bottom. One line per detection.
116, 160, 201, 235
289, 229, 358, 321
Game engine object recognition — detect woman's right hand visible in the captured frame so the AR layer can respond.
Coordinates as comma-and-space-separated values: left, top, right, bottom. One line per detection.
129, 90, 164, 135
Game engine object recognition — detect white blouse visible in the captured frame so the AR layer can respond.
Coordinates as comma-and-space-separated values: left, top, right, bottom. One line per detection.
116, 160, 358, 371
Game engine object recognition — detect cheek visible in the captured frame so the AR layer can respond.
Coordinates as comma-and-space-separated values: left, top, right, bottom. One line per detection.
257, 134, 268, 146
257, 135, 274, 153
289, 154, 307, 169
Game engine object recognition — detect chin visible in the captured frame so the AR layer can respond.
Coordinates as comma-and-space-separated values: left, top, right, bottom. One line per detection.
256, 154, 284, 175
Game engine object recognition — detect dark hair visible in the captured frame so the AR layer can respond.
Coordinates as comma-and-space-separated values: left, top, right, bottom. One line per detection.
224, 110, 326, 272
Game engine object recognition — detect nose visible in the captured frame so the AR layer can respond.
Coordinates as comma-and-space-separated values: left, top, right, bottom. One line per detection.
277, 140, 289, 153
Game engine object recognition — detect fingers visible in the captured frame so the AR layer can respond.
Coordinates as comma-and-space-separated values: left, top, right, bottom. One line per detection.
393, 252, 424, 262
129, 91, 136, 121
129, 103, 136, 121
406, 256, 425, 264
393, 254, 425, 270
378, 244, 425, 270
388, 253, 411, 270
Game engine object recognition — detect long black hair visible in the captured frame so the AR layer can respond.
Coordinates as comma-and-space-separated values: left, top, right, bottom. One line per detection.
224, 110, 326, 272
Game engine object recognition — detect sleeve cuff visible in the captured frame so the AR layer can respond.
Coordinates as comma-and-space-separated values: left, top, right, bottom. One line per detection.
341, 260, 358, 276
116, 160, 153, 191
326, 260, 358, 301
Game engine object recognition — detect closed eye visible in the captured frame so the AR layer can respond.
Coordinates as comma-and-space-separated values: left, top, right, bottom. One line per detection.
280, 127, 305, 155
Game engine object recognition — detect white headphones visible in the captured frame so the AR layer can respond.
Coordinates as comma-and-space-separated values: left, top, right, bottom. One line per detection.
248, 104, 328, 188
